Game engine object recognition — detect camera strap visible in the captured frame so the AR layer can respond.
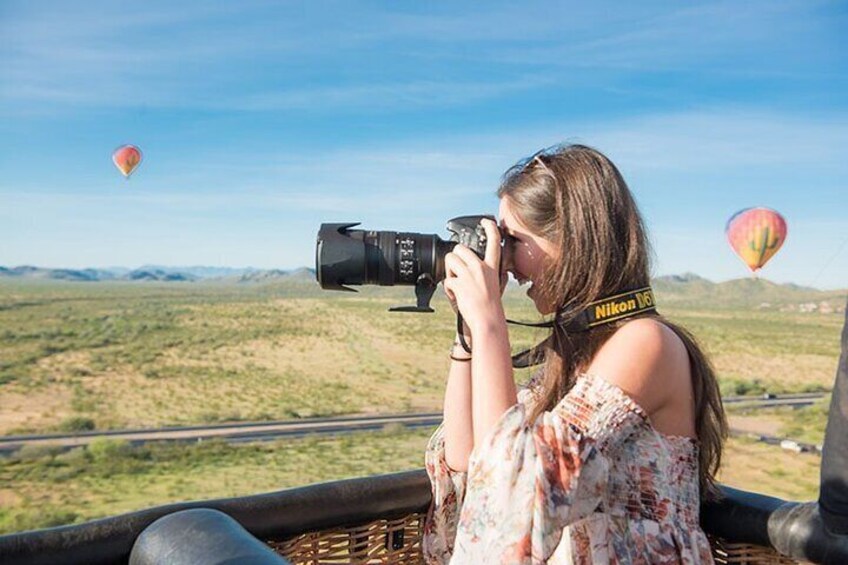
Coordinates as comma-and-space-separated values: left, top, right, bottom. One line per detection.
508, 286, 658, 368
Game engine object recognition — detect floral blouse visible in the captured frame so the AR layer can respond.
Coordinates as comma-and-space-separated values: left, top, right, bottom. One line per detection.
423, 372, 714, 564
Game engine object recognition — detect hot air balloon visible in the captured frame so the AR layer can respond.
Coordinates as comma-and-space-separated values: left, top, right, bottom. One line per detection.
112, 144, 143, 179
725, 207, 787, 275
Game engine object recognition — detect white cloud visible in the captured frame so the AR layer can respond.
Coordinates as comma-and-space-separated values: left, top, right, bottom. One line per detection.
590, 110, 848, 172
3, 0, 841, 114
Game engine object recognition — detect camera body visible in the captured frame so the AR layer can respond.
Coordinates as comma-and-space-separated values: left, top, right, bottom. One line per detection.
445, 214, 494, 260
315, 214, 497, 312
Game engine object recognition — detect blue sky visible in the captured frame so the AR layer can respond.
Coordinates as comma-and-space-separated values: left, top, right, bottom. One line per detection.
1, 1, 846, 289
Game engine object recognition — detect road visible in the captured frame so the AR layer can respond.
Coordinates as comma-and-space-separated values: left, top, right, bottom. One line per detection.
0, 392, 827, 455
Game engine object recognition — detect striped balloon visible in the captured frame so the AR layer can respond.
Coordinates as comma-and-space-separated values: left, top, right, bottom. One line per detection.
725, 207, 787, 273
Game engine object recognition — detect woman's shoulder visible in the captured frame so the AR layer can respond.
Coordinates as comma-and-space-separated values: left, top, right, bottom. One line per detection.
584, 317, 691, 417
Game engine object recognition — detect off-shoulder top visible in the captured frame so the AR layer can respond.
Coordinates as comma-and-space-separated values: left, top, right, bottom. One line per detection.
423, 372, 714, 564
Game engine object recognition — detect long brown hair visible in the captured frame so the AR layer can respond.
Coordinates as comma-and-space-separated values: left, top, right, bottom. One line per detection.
498, 144, 728, 501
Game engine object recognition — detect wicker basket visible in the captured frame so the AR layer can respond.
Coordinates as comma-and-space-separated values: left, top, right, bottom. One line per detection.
707, 534, 812, 564
269, 511, 808, 564
269, 513, 425, 564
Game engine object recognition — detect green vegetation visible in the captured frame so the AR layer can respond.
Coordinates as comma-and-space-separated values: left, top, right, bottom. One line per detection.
719, 377, 768, 397
57, 416, 96, 432
0, 279, 544, 434
0, 427, 433, 534
778, 398, 830, 445
0, 278, 841, 434
718, 436, 822, 502
0, 276, 843, 534
0, 428, 825, 534
728, 396, 831, 445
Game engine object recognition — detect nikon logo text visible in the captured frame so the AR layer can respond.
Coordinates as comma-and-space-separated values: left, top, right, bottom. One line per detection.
595, 299, 636, 320
593, 290, 655, 322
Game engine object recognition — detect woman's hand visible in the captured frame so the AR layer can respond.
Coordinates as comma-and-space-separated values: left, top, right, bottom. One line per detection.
443, 219, 508, 335
445, 291, 473, 344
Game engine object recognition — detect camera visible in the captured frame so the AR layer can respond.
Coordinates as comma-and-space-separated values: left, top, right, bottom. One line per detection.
315, 214, 500, 312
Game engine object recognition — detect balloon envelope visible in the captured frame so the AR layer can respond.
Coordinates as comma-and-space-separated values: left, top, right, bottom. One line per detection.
112, 145, 142, 178
725, 207, 787, 272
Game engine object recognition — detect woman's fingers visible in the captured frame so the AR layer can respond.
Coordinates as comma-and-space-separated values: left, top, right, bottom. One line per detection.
451, 244, 485, 274
451, 233, 503, 300
482, 218, 501, 271
443, 277, 458, 303
443, 256, 464, 311
444, 250, 468, 279
449, 244, 476, 263
443, 286, 457, 307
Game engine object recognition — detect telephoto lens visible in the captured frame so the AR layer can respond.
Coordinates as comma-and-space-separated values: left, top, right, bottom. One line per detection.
315, 215, 495, 293
315, 223, 452, 292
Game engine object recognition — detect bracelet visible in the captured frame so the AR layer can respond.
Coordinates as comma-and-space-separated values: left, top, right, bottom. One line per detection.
449, 342, 472, 362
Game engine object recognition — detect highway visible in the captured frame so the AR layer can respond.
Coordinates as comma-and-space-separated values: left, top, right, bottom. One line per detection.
0, 392, 827, 455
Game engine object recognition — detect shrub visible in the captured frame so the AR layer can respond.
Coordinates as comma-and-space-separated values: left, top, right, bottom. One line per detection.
720, 378, 768, 397
13, 444, 62, 463
87, 438, 133, 462
801, 383, 829, 393
54, 447, 89, 467
58, 417, 96, 432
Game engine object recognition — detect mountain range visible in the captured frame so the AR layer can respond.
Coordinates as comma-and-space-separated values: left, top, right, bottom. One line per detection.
651, 273, 845, 310
0, 265, 844, 311
0, 265, 315, 283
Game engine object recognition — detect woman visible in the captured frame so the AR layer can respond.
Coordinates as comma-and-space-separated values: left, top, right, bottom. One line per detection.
423, 144, 727, 563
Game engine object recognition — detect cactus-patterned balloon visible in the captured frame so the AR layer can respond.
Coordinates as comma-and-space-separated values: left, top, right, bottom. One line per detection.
726, 207, 787, 273
112, 144, 143, 179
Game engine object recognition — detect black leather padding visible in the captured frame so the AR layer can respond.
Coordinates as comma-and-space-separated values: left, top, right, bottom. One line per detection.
128, 508, 289, 565
701, 488, 848, 564
820, 298, 848, 535
769, 501, 848, 565
701, 485, 787, 546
